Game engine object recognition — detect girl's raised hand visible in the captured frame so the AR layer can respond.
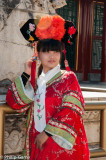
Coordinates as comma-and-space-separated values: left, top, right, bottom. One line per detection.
24, 57, 35, 75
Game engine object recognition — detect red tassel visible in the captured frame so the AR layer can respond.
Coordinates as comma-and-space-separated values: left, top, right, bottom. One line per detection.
30, 61, 36, 90
30, 42, 37, 90
63, 43, 66, 59
63, 43, 71, 71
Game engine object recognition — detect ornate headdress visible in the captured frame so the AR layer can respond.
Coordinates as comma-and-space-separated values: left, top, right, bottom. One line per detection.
20, 15, 77, 45
20, 15, 77, 89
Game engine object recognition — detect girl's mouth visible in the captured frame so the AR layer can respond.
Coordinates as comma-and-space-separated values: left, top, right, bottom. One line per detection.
48, 60, 55, 63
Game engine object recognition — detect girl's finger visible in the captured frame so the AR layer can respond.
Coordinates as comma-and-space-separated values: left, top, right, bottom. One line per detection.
39, 144, 42, 150
37, 141, 39, 149
34, 138, 37, 144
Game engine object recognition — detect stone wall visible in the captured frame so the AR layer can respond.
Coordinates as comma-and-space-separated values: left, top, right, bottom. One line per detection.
0, 0, 66, 82
0, 0, 43, 82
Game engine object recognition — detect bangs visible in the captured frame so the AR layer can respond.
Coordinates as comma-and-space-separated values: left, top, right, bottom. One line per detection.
37, 39, 63, 52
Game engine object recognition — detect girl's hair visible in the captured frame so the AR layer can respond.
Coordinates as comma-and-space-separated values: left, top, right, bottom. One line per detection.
37, 39, 63, 77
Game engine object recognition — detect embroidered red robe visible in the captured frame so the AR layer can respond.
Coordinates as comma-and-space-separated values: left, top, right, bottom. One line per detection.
6, 70, 90, 160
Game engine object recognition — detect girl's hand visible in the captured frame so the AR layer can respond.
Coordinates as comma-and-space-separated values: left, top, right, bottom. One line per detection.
34, 131, 49, 150
24, 57, 35, 75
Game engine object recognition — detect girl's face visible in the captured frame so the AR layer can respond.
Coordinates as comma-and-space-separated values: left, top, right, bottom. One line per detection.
38, 51, 61, 73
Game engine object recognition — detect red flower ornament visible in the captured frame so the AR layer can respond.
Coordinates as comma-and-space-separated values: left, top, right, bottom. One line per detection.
68, 26, 76, 36
35, 15, 65, 41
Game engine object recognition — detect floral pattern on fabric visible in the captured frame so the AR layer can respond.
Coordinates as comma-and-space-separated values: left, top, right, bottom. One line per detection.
36, 96, 44, 120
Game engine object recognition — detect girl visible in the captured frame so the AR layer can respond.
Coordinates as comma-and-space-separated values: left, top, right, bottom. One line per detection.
6, 15, 90, 160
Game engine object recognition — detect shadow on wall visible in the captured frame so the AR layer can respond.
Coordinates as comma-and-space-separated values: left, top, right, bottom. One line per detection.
0, 79, 12, 95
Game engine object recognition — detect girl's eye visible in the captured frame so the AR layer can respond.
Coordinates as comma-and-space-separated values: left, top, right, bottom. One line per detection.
44, 52, 49, 54
55, 52, 59, 54
49, 52, 59, 54
41, 51, 60, 55
40, 52, 48, 54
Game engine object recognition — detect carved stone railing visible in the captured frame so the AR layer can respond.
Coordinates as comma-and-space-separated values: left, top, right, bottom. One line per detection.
0, 103, 15, 158
0, 100, 106, 159
82, 87, 106, 157
85, 101, 106, 158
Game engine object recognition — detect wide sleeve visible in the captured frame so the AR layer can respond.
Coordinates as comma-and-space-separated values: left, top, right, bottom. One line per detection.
45, 72, 85, 150
6, 76, 35, 114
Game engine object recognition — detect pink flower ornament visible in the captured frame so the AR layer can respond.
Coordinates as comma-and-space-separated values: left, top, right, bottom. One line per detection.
29, 23, 35, 32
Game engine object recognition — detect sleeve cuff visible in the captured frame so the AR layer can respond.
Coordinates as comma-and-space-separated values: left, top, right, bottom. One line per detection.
21, 72, 30, 86
44, 130, 52, 137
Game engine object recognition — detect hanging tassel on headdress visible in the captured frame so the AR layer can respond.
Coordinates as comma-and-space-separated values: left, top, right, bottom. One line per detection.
63, 43, 71, 71
30, 42, 38, 90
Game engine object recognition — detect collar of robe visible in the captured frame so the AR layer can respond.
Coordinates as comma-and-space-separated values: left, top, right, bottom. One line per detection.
34, 64, 61, 132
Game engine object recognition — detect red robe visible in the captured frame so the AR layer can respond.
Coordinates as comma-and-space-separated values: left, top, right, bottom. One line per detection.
6, 70, 90, 160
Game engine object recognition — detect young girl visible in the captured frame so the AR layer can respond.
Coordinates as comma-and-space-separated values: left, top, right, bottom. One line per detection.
6, 15, 90, 160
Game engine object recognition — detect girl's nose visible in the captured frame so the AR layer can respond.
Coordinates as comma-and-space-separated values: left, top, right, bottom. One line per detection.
49, 53, 54, 58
